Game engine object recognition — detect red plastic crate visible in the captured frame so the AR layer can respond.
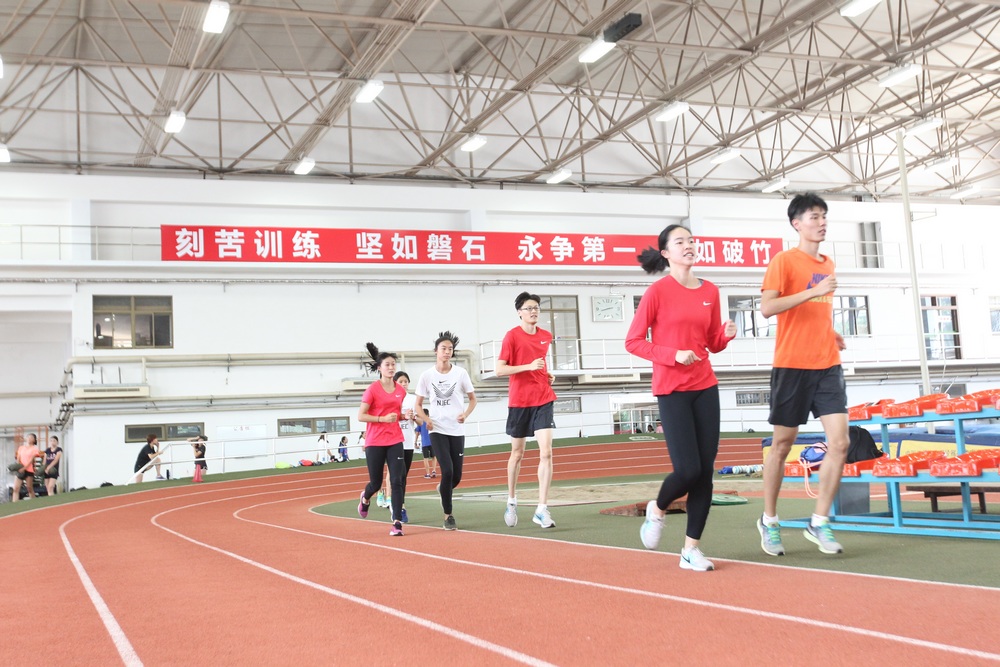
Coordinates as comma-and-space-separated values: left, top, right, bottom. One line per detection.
842, 458, 881, 477
784, 462, 819, 477
882, 401, 922, 418
935, 397, 980, 414
928, 448, 1000, 476
915, 393, 949, 409
963, 389, 1000, 408
873, 450, 947, 476
848, 399, 895, 421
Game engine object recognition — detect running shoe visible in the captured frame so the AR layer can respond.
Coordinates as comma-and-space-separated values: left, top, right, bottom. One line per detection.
431, 471, 437, 478
679, 547, 715, 571
756, 515, 785, 556
389, 521, 404, 537
504, 502, 518, 527
400, 508, 408, 524
385, 495, 391, 510
444, 516, 457, 531
376, 490, 386, 508
804, 520, 844, 554
155, 475, 166, 480
532, 506, 555, 529
424, 473, 432, 478
639, 500, 663, 550
358, 491, 369, 519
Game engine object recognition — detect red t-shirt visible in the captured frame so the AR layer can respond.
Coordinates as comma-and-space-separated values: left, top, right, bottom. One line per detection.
361, 380, 406, 447
498, 325, 557, 408
761, 247, 840, 370
625, 275, 733, 395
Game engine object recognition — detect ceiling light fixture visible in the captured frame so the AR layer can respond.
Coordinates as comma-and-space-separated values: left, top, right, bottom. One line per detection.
654, 101, 690, 123
761, 177, 789, 194
878, 62, 921, 88
840, 0, 882, 18
546, 167, 572, 184
0, 143, 10, 163
355, 79, 384, 104
916, 156, 957, 175
459, 134, 487, 152
905, 117, 943, 137
710, 147, 741, 164
578, 38, 616, 64
0, 54, 5, 79
293, 157, 315, 175
950, 184, 980, 200
164, 110, 186, 133
202, 0, 230, 34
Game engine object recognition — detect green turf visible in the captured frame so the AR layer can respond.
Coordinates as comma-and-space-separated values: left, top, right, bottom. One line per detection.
315, 475, 999, 589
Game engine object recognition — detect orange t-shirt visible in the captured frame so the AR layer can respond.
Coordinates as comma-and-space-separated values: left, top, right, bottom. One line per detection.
16, 444, 41, 473
761, 247, 840, 370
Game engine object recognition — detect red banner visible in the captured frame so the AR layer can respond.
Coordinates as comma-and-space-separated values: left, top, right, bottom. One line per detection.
160, 225, 782, 268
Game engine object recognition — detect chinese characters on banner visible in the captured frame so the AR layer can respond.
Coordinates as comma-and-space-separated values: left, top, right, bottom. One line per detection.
161, 225, 782, 268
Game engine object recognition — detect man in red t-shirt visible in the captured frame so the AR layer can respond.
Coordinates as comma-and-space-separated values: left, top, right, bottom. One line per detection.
758, 192, 849, 557
12, 433, 41, 502
496, 291, 558, 529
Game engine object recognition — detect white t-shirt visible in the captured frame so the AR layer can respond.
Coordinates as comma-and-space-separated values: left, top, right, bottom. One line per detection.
400, 393, 417, 451
415, 365, 475, 437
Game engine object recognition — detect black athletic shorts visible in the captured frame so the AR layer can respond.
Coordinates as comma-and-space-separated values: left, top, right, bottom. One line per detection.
421, 446, 434, 458
769, 365, 847, 427
506, 402, 556, 438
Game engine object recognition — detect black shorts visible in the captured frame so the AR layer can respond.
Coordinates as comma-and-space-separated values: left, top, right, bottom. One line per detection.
15, 469, 34, 481
421, 446, 433, 458
44, 470, 59, 479
506, 402, 556, 439
769, 365, 847, 427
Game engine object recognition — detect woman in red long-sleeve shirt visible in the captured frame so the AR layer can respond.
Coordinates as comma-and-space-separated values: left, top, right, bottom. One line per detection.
625, 224, 736, 571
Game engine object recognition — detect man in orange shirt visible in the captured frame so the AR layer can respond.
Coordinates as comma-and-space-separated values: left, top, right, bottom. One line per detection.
758, 193, 849, 556
12, 433, 42, 502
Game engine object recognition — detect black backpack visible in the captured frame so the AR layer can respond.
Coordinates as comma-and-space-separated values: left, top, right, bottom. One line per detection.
846, 426, 883, 463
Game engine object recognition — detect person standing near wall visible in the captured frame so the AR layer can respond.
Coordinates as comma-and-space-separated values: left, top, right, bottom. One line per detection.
393, 370, 417, 523
626, 225, 737, 572
416, 417, 436, 478
43, 435, 63, 496
496, 292, 558, 529
356, 343, 407, 537
415, 331, 478, 531
757, 192, 850, 556
12, 433, 42, 501
190, 435, 207, 482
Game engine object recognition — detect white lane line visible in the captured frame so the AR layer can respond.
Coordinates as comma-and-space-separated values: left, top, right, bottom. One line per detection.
58, 515, 143, 666
149, 504, 555, 667
221, 495, 1000, 663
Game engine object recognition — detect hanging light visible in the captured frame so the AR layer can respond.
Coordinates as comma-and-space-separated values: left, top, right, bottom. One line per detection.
164, 110, 186, 134
761, 177, 789, 193
878, 62, 921, 88
578, 38, 616, 64
355, 80, 384, 104
915, 156, 956, 175
840, 0, 882, 18
710, 147, 741, 164
0, 143, 10, 163
0, 54, 5, 79
202, 0, 230, 34
459, 134, 487, 152
654, 101, 689, 123
293, 157, 316, 175
950, 184, 980, 200
905, 117, 943, 137
546, 168, 572, 184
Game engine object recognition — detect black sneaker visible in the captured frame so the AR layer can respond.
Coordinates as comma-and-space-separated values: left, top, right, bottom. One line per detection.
444, 516, 457, 531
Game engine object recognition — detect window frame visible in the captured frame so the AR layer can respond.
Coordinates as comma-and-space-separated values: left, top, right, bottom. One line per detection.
93, 295, 174, 349
125, 422, 204, 443
277, 417, 351, 437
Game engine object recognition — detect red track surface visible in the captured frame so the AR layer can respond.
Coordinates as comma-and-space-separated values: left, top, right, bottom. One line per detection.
3, 440, 999, 665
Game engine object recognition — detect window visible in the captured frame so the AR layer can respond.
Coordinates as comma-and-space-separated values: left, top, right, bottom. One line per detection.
538, 295, 580, 371
278, 417, 350, 436
554, 397, 582, 414
728, 295, 775, 338
125, 422, 204, 443
94, 295, 173, 349
736, 391, 771, 407
859, 222, 882, 269
930, 383, 967, 398
833, 296, 870, 337
921, 295, 961, 360
990, 297, 1000, 333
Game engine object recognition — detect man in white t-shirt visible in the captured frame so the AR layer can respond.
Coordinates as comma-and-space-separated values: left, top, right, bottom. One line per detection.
415, 331, 477, 531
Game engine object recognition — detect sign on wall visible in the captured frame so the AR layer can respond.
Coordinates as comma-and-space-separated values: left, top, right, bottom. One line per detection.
161, 225, 782, 268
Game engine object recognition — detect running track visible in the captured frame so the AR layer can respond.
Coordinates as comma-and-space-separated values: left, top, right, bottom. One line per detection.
3, 441, 998, 665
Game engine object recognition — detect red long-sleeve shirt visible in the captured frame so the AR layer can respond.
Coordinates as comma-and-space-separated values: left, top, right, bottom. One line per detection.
625, 275, 733, 395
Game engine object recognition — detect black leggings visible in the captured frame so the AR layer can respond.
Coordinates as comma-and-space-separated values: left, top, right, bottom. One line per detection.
655, 385, 720, 541
364, 443, 405, 522
430, 433, 465, 515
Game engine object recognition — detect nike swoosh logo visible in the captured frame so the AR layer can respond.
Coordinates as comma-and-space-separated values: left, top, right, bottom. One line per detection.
703, 302, 711, 306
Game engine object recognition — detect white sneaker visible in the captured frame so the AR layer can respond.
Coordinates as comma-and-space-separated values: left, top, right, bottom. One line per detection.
679, 547, 715, 571
532, 506, 555, 528
639, 500, 663, 550
504, 502, 518, 527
